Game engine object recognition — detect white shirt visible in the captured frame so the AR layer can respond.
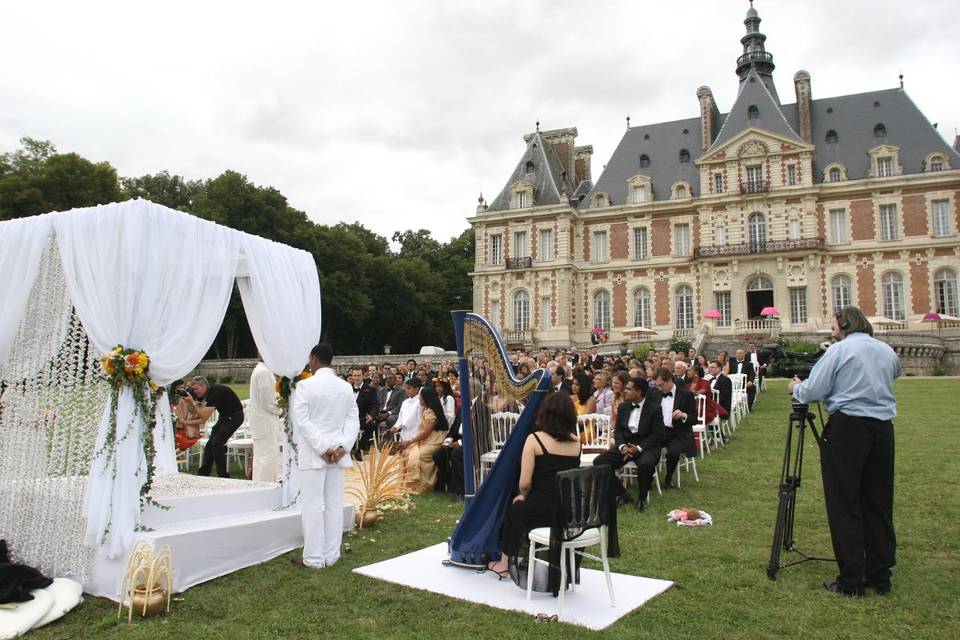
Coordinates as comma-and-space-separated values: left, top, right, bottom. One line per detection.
440, 394, 456, 426
660, 385, 677, 429
750, 351, 760, 369
396, 395, 422, 441
627, 400, 644, 434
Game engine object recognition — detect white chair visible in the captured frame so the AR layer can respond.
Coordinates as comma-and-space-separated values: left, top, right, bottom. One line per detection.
728, 374, 747, 423
479, 412, 519, 481
618, 460, 662, 500
187, 409, 219, 467
526, 468, 616, 618
692, 394, 711, 458
576, 413, 611, 467
227, 421, 254, 475
714, 388, 733, 439
660, 446, 699, 489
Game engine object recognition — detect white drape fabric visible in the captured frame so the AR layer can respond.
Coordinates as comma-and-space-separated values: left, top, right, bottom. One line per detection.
236, 234, 322, 504
54, 201, 241, 558
0, 215, 55, 365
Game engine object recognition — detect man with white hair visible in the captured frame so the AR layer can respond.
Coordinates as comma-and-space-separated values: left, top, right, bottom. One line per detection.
673, 360, 689, 390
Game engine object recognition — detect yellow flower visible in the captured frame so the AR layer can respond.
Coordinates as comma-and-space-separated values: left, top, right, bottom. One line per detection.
102, 357, 116, 375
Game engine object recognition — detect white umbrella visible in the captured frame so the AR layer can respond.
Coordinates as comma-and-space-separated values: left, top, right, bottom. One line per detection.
623, 326, 657, 337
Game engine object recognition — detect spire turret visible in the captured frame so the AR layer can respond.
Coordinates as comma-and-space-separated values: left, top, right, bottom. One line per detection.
736, 1, 777, 98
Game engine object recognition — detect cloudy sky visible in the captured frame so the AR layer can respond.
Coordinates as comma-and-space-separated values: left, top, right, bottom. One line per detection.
2, 0, 957, 242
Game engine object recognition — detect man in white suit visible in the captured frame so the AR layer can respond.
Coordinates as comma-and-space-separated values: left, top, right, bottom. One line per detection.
290, 344, 359, 568
249, 355, 282, 482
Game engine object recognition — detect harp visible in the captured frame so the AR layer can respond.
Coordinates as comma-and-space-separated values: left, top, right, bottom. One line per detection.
447, 311, 551, 567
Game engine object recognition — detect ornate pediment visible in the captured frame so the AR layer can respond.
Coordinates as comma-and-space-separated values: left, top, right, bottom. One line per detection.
695, 129, 814, 166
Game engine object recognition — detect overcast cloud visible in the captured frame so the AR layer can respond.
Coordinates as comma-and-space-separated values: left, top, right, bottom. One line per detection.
2, 0, 957, 242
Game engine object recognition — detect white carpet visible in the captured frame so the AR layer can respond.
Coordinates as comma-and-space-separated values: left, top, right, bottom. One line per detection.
353, 542, 673, 630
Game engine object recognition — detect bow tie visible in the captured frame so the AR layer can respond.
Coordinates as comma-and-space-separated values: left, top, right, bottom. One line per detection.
663, 391, 673, 398
630, 403, 641, 409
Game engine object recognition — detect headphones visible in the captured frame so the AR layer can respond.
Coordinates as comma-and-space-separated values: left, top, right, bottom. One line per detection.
835, 311, 851, 331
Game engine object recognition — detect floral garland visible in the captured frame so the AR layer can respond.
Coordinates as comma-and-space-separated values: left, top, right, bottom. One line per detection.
273, 365, 312, 510
98, 346, 167, 516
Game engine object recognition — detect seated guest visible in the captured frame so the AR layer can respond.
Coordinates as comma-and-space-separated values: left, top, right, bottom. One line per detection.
571, 372, 597, 415
593, 377, 664, 511
592, 371, 614, 417
172, 379, 201, 452
708, 360, 733, 417
486, 392, 582, 577
685, 366, 725, 424
655, 367, 698, 488
434, 378, 457, 426
378, 372, 404, 428
386, 378, 422, 444
673, 360, 689, 389
401, 386, 449, 494
610, 371, 630, 426
432, 411, 464, 495
549, 364, 572, 394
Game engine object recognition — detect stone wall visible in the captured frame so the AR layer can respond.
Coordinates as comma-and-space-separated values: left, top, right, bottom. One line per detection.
190, 353, 459, 384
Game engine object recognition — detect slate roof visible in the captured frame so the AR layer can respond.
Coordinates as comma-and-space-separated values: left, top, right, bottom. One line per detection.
709, 68, 801, 151
486, 132, 575, 212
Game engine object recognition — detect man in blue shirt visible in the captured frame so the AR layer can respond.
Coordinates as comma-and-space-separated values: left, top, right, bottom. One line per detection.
789, 306, 901, 597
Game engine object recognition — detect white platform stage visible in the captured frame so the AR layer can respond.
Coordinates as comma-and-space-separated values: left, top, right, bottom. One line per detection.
85, 474, 355, 600
354, 543, 673, 630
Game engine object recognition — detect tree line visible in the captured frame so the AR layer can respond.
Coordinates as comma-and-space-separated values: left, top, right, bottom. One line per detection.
0, 137, 473, 356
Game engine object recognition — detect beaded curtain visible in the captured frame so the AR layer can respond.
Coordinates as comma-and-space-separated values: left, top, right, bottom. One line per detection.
0, 238, 107, 579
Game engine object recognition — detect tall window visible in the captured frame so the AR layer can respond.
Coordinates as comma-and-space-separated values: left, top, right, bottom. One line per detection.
748, 105, 759, 120
789, 219, 801, 241
631, 184, 646, 203
513, 231, 528, 258
831, 274, 852, 313
639, 154, 650, 168
787, 164, 797, 186
675, 184, 687, 199
516, 191, 528, 208
674, 223, 691, 256
513, 290, 530, 331
540, 296, 552, 331
881, 272, 905, 321
829, 167, 842, 182
592, 230, 608, 262
714, 173, 724, 193
490, 234, 503, 265
748, 212, 767, 248
829, 209, 848, 244
877, 157, 893, 177
789, 287, 808, 324
490, 300, 500, 329
879, 204, 898, 241
746, 165, 763, 191
593, 290, 611, 330
538, 228, 553, 261
935, 268, 959, 316
632, 227, 648, 260
633, 288, 652, 328
715, 225, 727, 246
932, 200, 952, 237
679, 149, 690, 163
715, 291, 731, 327
675, 285, 694, 330
930, 156, 944, 172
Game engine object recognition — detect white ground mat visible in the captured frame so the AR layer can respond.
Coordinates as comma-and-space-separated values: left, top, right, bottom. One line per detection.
353, 542, 673, 630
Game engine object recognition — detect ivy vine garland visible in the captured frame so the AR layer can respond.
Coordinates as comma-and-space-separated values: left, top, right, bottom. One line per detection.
274, 365, 312, 508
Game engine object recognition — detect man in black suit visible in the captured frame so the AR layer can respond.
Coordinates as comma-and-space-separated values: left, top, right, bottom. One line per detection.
589, 345, 604, 371
432, 411, 464, 496
708, 360, 732, 417
378, 372, 405, 428
348, 366, 380, 457
550, 364, 573, 395
655, 366, 698, 489
593, 377, 665, 511
733, 348, 756, 408
673, 360, 690, 390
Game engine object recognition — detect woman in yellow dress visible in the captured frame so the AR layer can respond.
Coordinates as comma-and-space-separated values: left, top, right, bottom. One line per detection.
570, 371, 596, 416
401, 385, 449, 494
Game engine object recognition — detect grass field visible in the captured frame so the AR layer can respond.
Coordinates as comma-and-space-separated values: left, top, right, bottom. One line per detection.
29, 378, 960, 639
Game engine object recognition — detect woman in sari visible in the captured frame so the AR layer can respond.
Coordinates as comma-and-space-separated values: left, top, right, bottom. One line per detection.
401, 386, 449, 494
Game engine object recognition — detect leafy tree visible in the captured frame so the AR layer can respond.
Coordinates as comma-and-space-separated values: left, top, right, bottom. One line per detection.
120, 171, 203, 211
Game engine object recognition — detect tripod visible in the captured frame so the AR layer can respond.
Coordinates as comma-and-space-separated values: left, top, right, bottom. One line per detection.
766, 402, 834, 580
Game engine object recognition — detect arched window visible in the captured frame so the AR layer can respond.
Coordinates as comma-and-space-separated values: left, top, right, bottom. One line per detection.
934, 268, 959, 316
593, 290, 611, 331
748, 105, 759, 120
679, 149, 690, 163
639, 154, 650, 168
512, 290, 530, 331
831, 274, 852, 313
675, 184, 687, 199
929, 155, 944, 172
746, 275, 774, 291
874, 123, 887, 138
881, 271, 905, 321
825, 129, 838, 144
633, 287, 652, 328
675, 285, 694, 330
593, 193, 606, 207
748, 211, 767, 248
524, 160, 535, 174
829, 167, 842, 182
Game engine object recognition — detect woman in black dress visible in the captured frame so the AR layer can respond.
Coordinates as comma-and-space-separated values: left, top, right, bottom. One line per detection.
486, 391, 582, 577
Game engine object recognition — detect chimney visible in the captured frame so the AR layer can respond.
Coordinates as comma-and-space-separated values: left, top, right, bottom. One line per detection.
953, 134, 960, 155
794, 70, 813, 143
574, 145, 593, 184
697, 86, 718, 150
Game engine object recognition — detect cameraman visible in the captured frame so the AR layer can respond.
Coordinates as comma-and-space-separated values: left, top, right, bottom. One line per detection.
184, 376, 245, 478
788, 305, 901, 596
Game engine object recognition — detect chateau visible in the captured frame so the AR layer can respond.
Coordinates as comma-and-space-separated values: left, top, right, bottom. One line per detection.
468, 2, 960, 349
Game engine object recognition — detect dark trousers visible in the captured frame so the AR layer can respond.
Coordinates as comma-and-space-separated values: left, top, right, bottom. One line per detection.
664, 436, 688, 485
594, 446, 659, 503
198, 410, 244, 478
747, 383, 756, 408
432, 445, 464, 495
820, 412, 896, 590
355, 422, 376, 457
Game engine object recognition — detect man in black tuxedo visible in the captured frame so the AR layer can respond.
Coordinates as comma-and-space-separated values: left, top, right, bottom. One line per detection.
707, 360, 732, 417
550, 364, 573, 395
378, 372, 405, 428
673, 360, 690, 390
655, 366, 698, 488
733, 348, 756, 408
348, 366, 380, 457
432, 411, 464, 496
589, 345, 604, 371
593, 377, 665, 511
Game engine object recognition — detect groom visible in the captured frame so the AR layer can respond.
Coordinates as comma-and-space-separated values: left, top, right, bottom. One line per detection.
290, 343, 359, 568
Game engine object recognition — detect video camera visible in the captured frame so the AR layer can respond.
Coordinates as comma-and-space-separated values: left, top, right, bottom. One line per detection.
760, 342, 829, 379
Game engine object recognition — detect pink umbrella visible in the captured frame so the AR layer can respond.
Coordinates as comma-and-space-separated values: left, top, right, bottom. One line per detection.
704, 309, 721, 319
922, 312, 942, 333
760, 306, 780, 317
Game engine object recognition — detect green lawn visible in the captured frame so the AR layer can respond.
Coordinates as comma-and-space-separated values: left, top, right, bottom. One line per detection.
30, 379, 960, 639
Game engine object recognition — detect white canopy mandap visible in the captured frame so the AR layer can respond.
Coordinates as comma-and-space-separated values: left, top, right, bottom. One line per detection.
0, 199, 321, 596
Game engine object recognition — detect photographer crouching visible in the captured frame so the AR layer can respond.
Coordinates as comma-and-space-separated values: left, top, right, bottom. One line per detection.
181, 376, 245, 478
788, 306, 901, 597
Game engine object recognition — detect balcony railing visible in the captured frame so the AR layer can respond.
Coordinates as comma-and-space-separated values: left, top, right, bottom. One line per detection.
739, 180, 770, 195
736, 51, 774, 68
505, 256, 532, 270
734, 318, 782, 337
695, 237, 824, 259
502, 329, 532, 345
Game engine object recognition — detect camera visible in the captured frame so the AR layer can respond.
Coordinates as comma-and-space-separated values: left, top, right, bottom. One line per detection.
175, 388, 190, 398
